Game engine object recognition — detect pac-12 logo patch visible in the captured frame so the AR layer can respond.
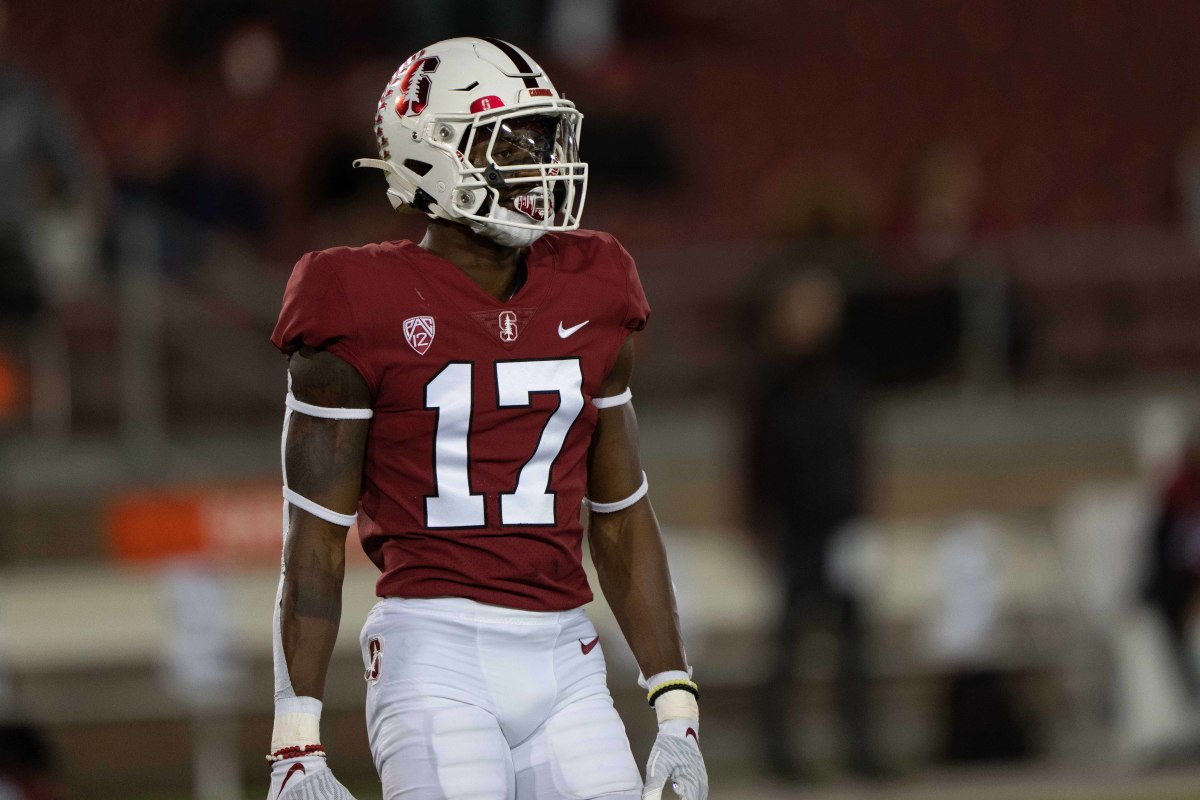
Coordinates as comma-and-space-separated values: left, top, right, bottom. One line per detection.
498, 310, 519, 342
365, 635, 383, 683
403, 315, 436, 355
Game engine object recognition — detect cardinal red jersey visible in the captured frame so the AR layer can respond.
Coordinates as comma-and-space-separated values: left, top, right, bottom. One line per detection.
271, 230, 649, 611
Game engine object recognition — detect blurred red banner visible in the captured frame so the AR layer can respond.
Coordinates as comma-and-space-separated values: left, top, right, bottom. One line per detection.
107, 484, 368, 567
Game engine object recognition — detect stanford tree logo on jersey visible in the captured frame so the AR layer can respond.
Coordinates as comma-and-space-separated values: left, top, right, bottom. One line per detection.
498, 310, 519, 342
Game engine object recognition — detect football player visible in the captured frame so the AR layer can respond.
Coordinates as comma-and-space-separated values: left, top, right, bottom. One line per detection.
264, 37, 708, 800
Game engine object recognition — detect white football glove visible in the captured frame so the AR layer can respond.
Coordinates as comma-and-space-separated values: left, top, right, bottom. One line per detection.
267, 698, 356, 799
269, 755, 357, 800
640, 673, 708, 800
643, 718, 708, 800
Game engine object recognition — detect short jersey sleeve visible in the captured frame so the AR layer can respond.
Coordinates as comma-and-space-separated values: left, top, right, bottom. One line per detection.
270, 251, 377, 391
614, 238, 650, 332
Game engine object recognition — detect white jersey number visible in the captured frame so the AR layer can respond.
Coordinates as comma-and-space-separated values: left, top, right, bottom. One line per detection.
424, 362, 485, 527
424, 358, 584, 528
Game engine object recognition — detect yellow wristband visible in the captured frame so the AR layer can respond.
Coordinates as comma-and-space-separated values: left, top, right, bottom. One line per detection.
646, 679, 700, 706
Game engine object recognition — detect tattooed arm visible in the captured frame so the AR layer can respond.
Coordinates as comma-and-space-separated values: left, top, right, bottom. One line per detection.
278, 348, 371, 700
266, 348, 370, 796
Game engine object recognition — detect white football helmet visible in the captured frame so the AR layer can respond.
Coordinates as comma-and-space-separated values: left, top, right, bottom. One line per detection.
354, 37, 587, 246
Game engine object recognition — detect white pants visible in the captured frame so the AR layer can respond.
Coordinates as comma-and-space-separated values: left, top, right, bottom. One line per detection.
360, 597, 643, 799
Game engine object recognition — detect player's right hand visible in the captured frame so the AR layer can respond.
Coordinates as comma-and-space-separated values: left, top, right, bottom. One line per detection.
642, 718, 708, 800
269, 755, 358, 800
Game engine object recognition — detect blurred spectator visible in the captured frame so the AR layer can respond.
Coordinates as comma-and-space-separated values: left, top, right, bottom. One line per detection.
161, 0, 391, 73
1174, 119, 1200, 256
158, 155, 272, 244
744, 267, 878, 780
218, 21, 284, 99
925, 516, 1033, 763
113, 132, 271, 275
379, 0, 550, 51
0, 30, 100, 321
1142, 433, 1200, 699
546, 0, 618, 67
0, 1, 104, 435
859, 142, 1026, 388
0, 725, 65, 800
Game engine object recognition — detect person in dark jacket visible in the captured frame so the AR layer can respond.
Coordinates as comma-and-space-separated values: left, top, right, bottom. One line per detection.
745, 267, 876, 780
1143, 436, 1200, 699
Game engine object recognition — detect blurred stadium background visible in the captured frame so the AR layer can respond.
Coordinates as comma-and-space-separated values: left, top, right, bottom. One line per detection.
5, 0, 1200, 797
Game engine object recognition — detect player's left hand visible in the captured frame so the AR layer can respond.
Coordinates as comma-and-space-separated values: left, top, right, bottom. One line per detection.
642, 718, 708, 800
269, 755, 358, 800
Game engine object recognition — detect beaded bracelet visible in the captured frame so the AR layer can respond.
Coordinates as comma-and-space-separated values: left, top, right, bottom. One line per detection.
647, 679, 700, 707
266, 744, 327, 763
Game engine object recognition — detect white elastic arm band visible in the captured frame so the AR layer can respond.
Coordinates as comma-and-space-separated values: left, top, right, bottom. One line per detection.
640, 668, 695, 691
283, 487, 357, 527
286, 391, 374, 419
584, 471, 649, 513
280, 386, 368, 528
592, 387, 632, 409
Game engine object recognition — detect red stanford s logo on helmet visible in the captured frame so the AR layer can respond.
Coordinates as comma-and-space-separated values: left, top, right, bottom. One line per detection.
395, 55, 441, 117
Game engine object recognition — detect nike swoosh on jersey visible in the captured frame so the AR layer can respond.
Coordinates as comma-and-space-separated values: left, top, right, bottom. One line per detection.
280, 763, 306, 793
686, 727, 699, 744
580, 636, 600, 655
558, 320, 589, 338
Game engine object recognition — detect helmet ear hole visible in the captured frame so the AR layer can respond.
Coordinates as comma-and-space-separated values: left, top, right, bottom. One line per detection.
403, 159, 433, 177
